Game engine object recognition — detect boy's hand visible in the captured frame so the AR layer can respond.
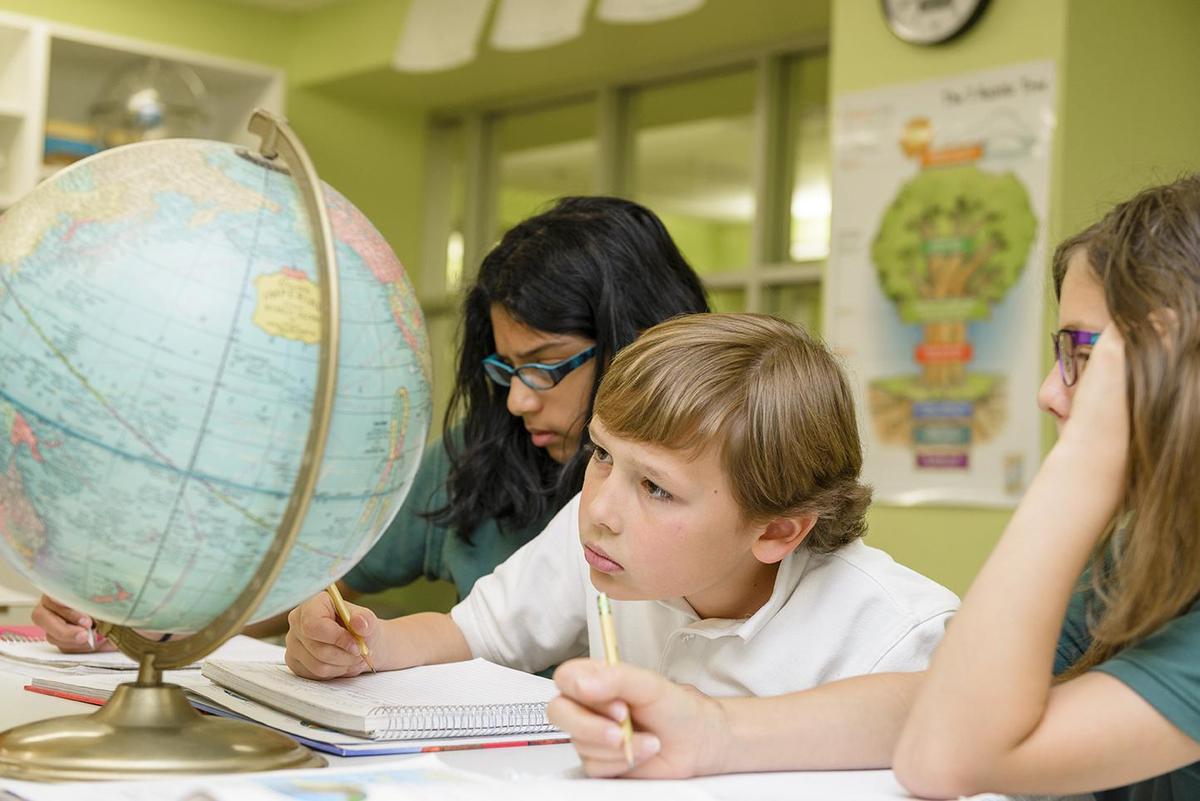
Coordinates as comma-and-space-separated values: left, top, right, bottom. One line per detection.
549, 659, 728, 778
31, 595, 115, 653
285, 592, 380, 679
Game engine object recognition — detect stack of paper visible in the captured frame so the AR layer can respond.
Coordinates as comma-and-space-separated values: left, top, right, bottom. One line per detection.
27, 657, 570, 757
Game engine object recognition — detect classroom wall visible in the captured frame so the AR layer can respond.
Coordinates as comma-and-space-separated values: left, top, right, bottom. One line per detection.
285, 88, 427, 278
1056, 0, 1200, 235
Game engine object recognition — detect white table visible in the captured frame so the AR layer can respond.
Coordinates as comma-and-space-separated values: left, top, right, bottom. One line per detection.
0, 669, 930, 799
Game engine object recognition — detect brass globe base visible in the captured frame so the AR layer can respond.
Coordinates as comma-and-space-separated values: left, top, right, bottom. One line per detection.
0, 682, 325, 781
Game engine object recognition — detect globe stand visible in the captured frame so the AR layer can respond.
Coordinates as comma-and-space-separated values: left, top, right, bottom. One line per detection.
0, 108, 343, 780
0, 653, 322, 780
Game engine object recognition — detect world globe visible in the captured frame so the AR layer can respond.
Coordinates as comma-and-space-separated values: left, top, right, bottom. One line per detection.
0, 136, 432, 634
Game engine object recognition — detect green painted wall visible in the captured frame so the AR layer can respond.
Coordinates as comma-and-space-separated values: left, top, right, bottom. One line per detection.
829, 0, 1069, 596
1057, 0, 1200, 236
286, 88, 426, 276
0, 0, 295, 66
286, 0, 410, 87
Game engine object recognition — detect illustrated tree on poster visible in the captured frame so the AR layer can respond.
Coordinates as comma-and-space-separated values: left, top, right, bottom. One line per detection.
869, 165, 1036, 443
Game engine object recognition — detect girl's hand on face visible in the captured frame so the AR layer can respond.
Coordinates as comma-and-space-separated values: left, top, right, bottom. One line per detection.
1058, 322, 1129, 475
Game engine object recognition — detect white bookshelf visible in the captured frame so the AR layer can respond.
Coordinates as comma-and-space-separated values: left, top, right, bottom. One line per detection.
0, 12, 285, 210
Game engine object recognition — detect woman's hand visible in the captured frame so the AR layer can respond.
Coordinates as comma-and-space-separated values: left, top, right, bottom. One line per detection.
31, 595, 115, 653
284, 592, 380, 679
549, 659, 727, 779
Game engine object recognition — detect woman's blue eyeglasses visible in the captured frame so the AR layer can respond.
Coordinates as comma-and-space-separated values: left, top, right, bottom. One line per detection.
1052, 328, 1100, 387
482, 345, 597, 391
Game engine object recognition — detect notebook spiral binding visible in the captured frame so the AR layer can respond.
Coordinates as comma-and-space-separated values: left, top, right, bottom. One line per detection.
369, 702, 556, 740
0, 634, 43, 643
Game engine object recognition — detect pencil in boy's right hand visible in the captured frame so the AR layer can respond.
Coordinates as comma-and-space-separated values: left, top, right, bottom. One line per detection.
596, 592, 635, 766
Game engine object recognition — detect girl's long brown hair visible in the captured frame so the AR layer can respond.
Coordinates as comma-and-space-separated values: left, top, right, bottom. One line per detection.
1056, 175, 1200, 679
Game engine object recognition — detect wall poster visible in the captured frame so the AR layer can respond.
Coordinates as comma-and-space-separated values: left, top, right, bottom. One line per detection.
826, 61, 1055, 507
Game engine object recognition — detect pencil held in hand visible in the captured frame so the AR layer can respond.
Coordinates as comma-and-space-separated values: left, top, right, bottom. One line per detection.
325, 584, 376, 673
596, 592, 635, 767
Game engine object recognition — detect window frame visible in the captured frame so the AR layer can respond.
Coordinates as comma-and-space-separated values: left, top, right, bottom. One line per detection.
419, 42, 830, 401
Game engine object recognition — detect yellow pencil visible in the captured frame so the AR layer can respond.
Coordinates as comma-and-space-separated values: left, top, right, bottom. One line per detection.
326, 583, 376, 673
596, 592, 635, 767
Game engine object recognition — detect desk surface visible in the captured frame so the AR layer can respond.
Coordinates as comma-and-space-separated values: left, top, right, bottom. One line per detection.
0, 669, 930, 799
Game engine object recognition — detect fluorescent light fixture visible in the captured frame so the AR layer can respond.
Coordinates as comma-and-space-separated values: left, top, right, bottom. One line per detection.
596, 0, 704, 24
393, 0, 492, 73
491, 0, 589, 51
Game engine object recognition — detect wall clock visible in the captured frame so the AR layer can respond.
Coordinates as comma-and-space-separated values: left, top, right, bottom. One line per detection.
881, 0, 990, 45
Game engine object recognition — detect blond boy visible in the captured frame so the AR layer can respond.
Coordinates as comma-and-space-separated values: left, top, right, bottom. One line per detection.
285, 314, 957, 704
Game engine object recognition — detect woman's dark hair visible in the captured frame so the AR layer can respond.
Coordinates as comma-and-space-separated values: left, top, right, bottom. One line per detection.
432, 196, 710, 540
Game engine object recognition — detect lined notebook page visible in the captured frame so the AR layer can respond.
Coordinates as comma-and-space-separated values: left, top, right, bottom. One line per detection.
201, 658, 558, 736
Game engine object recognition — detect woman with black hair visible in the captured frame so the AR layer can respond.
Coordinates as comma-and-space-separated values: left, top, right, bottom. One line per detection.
339, 195, 709, 599
34, 196, 709, 651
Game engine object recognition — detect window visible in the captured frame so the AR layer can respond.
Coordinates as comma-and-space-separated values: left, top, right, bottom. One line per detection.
763, 52, 830, 335
631, 68, 756, 275
421, 48, 829, 422
497, 97, 597, 233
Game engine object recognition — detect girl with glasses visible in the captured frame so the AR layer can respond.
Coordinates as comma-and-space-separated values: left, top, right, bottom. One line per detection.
896, 179, 1200, 799
548, 176, 1200, 800
400, 194, 708, 601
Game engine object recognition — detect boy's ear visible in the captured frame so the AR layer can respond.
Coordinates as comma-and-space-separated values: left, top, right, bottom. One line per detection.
751, 514, 817, 565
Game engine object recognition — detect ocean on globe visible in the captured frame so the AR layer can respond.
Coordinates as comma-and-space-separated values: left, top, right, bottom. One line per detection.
0, 138, 432, 632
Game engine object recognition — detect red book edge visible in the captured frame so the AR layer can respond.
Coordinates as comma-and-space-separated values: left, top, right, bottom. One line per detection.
24, 684, 105, 706
0, 626, 46, 640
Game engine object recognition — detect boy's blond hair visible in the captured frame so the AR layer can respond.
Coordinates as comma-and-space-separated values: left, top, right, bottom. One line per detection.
593, 313, 871, 552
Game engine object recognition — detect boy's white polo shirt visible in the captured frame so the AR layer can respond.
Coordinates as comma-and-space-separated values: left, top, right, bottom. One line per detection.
451, 494, 959, 697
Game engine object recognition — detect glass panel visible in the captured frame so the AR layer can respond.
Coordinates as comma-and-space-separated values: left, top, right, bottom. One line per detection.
424, 122, 465, 436
631, 68, 756, 275
496, 98, 597, 234
787, 54, 830, 263
442, 123, 467, 291
426, 310, 459, 441
764, 282, 821, 335
707, 287, 747, 314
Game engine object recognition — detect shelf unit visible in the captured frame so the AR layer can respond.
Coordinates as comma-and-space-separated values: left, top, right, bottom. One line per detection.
0, 11, 285, 210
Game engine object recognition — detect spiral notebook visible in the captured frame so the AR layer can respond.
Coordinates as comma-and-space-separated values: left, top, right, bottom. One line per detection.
200, 658, 561, 740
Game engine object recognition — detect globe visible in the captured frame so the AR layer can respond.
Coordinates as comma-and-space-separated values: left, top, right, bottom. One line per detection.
0, 137, 432, 633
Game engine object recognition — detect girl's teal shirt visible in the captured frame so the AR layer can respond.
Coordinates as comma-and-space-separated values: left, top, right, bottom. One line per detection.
342, 433, 557, 601
1055, 582, 1200, 800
